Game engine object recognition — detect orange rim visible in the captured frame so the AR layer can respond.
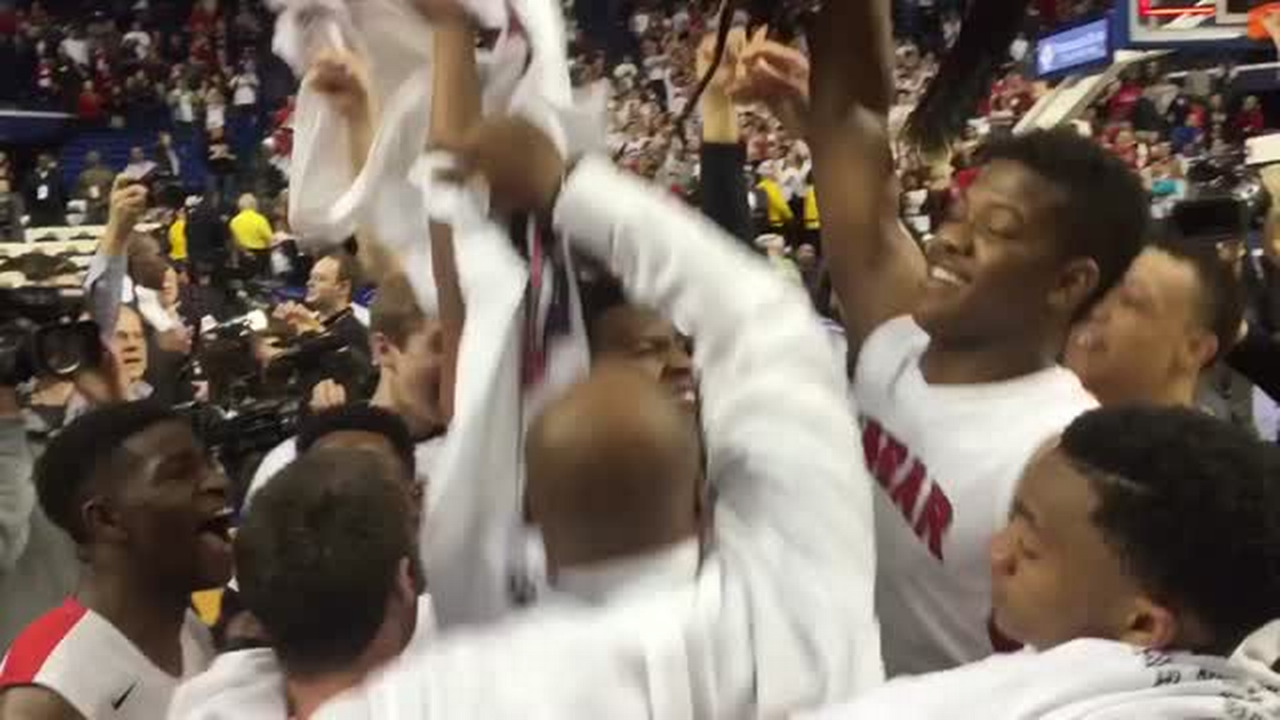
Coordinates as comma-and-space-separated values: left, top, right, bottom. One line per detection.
1247, 2, 1280, 40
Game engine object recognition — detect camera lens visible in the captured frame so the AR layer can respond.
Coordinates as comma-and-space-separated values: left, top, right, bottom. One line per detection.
38, 326, 87, 375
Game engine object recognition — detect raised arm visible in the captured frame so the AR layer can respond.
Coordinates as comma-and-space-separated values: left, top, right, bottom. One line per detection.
810, 0, 925, 359
425, 16, 481, 423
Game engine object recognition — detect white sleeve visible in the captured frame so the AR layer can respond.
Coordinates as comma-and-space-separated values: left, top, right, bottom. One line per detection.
552, 156, 884, 707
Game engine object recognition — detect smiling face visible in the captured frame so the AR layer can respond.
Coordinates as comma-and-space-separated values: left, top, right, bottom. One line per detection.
591, 305, 697, 412
99, 419, 234, 591
1066, 248, 1213, 406
989, 442, 1143, 650
916, 160, 1084, 346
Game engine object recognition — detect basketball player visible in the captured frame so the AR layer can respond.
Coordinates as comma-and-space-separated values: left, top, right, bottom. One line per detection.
809, 0, 1147, 675
283, 109, 881, 717
1067, 242, 1245, 407
170, 448, 433, 720
803, 406, 1280, 718
0, 403, 230, 719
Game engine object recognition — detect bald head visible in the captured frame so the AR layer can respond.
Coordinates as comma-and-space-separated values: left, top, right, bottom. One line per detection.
526, 360, 702, 572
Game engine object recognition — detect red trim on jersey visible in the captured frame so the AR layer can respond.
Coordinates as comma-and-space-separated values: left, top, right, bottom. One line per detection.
0, 598, 88, 686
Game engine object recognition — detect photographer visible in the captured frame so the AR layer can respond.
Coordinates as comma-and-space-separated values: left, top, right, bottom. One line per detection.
247, 274, 447, 508
273, 250, 372, 376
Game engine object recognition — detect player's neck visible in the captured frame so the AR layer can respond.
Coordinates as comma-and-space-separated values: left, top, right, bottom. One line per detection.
920, 332, 1061, 386
76, 563, 189, 675
1097, 373, 1197, 409
286, 655, 389, 720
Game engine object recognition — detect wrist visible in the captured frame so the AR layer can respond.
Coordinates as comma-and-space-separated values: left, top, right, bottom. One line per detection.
702, 97, 740, 144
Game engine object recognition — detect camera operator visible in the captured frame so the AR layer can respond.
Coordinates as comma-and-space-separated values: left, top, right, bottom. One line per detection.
247, 274, 447, 507
0, 402, 228, 718
273, 250, 371, 374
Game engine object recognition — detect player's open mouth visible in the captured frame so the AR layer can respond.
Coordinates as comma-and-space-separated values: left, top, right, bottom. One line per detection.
926, 264, 966, 287
197, 508, 234, 544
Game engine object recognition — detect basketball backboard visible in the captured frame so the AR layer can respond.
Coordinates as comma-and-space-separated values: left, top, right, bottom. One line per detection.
1115, 0, 1263, 48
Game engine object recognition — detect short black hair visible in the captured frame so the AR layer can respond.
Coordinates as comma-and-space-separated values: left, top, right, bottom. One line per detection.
320, 249, 361, 292
235, 447, 416, 677
1154, 240, 1245, 364
297, 404, 415, 478
575, 253, 627, 352
1061, 406, 1280, 653
983, 129, 1149, 314
35, 401, 179, 543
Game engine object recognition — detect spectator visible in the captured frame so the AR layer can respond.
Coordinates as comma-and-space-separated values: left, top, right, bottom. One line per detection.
74, 150, 114, 224
1171, 113, 1205, 155
155, 130, 182, 179
122, 19, 151, 61
230, 58, 259, 114
123, 145, 157, 181
1236, 95, 1266, 138
204, 79, 227, 134
228, 192, 271, 273
169, 79, 199, 136
24, 152, 63, 228
206, 126, 236, 204
58, 24, 88, 67
0, 177, 25, 242
75, 79, 105, 123
169, 205, 189, 263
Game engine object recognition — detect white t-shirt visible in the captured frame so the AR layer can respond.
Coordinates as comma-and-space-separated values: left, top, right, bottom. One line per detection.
0, 598, 215, 719
800, 625, 1280, 719
231, 73, 259, 107
854, 316, 1097, 676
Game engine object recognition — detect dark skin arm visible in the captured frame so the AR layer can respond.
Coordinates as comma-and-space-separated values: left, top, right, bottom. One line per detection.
0, 687, 85, 720
426, 16, 481, 424
810, 0, 925, 360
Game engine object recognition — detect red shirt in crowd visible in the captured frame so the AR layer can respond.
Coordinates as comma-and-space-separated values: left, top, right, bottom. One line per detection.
1237, 108, 1266, 137
77, 89, 104, 121
1106, 82, 1143, 122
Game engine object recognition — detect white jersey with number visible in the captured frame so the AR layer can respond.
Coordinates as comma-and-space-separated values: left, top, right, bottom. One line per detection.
854, 316, 1097, 676
0, 598, 215, 719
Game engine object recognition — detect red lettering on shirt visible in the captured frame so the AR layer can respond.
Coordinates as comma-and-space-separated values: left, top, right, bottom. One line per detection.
914, 485, 953, 561
861, 418, 954, 561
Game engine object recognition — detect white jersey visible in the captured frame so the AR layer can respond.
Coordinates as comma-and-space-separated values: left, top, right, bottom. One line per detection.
799, 623, 1280, 720
854, 316, 1097, 676
0, 598, 215, 719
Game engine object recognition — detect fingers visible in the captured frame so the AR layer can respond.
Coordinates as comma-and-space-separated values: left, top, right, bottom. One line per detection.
739, 43, 810, 77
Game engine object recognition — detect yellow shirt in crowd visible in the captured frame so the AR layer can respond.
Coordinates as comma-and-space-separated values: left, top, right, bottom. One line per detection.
169, 216, 188, 261
804, 186, 821, 231
230, 209, 273, 252
757, 178, 794, 228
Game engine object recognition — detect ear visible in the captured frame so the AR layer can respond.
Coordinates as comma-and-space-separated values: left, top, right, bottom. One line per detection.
82, 497, 126, 544
1049, 257, 1101, 316
1119, 596, 1179, 650
372, 331, 396, 371
1180, 329, 1219, 373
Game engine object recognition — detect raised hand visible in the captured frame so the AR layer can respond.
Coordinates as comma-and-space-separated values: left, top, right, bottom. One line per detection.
102, 176, 148, 255
440, 116, 565, 215
309, 378, 348, 412
731, 26, 811, 137
306, 49, 373, 120
697, 25, 748, 98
